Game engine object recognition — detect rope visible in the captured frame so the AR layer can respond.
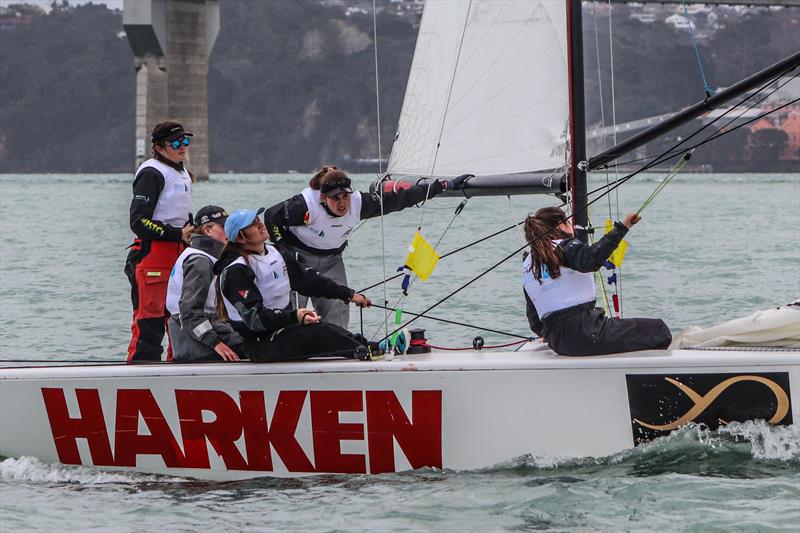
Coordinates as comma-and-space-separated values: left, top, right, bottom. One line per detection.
358, 218, 522, 293
371, 303, 530, 339
362, 71, 798, 344
585, 69, 798, 201
373, 179, 628, 343
636, 151, 692, 215
683, 3, 714, 98
593, 69, 798, 173
419, 339, 530, 351
588, 94, 800, 201
372, 0, 390, 341
606, 0, 623, 312
592, 0, 621, 316
372, 80, 794, 345
416, 0, 473, 230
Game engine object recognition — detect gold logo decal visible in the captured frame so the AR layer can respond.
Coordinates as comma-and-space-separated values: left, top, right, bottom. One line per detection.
634, 375, 790, 431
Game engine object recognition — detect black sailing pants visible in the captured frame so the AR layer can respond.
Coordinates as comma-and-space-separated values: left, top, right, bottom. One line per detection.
243, 323, 369, 363
542, 302, 672, 356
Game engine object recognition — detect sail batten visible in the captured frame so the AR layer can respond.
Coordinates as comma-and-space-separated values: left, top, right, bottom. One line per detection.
387, 0, 570, 182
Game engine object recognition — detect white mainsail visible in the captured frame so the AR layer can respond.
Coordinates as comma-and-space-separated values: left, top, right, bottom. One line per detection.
387, 0, 570, 179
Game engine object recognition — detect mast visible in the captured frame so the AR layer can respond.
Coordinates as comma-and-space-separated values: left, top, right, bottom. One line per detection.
567, 0, 588, 243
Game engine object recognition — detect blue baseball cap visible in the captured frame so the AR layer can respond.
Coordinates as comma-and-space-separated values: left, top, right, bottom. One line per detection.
224, 207, 265, 241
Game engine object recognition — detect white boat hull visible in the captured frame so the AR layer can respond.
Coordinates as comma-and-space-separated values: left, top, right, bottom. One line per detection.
1, 346, 797, 481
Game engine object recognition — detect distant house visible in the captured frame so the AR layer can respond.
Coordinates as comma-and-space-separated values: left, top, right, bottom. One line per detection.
0, 16, 32, 30
748, 105, 800, 160
0, 5, 40, 30
630, 13, 656, 24
665, 13, 695, 31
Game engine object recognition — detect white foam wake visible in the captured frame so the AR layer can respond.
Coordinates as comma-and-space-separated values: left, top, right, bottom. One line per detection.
718, 420, 800, 461
0, 456, 185, 484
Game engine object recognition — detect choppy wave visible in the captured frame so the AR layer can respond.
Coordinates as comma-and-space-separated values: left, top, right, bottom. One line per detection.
488, 421, 800, 476
0, 456, 186, 485
2, 422, 796, 487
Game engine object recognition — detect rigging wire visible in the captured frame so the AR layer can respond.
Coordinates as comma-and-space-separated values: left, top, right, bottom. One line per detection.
592, 69, 798, 174
416, 0, 473, 230
586, 71, 798, 200
358, 86, 796, 339
606, 0, 623, 314
358, 219, 523, 293
371, 303, 530, 340
682, 2, 714, 98
369, 1, 474, 332
372, 0, 390, 341
372, 171, 647, 344
607, 0, 621, 222
587, 94, 800, 201
371, 90, 798, 344
636, 151, 693, 215
591, 0, 619, 317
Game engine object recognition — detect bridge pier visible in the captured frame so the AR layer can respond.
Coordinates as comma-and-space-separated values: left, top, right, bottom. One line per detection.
123, 0, 218, 180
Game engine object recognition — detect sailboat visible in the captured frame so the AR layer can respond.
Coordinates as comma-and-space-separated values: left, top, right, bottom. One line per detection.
1, 0, 798, 481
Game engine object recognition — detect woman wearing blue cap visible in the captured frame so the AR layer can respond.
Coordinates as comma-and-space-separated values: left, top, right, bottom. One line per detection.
214, 208, 375, 362
264, 165, 471, 329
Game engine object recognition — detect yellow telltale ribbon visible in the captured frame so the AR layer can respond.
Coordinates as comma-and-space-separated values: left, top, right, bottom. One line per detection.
605, 219, 628, 267
404, 231, 440, 281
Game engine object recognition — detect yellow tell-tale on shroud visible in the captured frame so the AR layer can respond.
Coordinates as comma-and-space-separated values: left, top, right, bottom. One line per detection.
605, 219, 628, 267
404, 231, 440, 281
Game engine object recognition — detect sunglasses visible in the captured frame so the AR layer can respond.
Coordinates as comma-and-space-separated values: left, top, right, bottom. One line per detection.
167, 137, 191, 150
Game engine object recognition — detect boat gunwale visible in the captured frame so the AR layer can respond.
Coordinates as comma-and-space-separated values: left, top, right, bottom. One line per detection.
1, 348, 798, 380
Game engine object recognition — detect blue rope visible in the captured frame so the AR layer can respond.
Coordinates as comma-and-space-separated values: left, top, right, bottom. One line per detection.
683, 3, 714, 98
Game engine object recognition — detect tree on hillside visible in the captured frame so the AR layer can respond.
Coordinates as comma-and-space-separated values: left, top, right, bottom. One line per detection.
691, 126, 750, 169
748, 128, 788, 163
0, 3, 133, 173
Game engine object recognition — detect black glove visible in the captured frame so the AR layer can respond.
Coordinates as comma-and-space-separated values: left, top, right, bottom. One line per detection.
447, 174, 474, 190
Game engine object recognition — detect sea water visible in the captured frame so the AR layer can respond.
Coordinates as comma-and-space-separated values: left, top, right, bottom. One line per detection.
0, 173, 798, 531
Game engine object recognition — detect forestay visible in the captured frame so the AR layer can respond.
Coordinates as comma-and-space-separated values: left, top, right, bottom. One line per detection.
387, 0, 569, 180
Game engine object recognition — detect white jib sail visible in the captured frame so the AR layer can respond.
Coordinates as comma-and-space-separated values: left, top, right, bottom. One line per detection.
387, 0, 570, 179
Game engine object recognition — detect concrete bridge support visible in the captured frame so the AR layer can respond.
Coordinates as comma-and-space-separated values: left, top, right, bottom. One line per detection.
123, 0, 219, 180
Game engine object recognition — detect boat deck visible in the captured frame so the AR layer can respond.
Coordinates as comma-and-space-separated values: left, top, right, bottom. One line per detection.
2, 344, 798, 379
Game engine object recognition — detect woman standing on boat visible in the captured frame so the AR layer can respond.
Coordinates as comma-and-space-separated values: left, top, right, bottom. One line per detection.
264, 165, 470, 328
522, 207, 671, 356
214, 208, 375, 362
166, 205, 243, 363
125, 122, 195, 363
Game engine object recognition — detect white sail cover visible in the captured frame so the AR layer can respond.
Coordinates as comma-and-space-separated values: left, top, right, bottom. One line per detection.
387, 0, 569, 178
671, 301, 800, 349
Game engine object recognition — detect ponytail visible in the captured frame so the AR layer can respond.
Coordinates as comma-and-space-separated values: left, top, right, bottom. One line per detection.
309, 165, 349, 190
523, 207, 573, 282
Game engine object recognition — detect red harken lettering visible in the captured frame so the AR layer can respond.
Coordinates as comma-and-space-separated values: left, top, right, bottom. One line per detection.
41, 388, 442, 474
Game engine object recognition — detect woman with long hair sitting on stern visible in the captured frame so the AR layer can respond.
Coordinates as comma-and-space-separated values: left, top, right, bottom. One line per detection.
522, 207, 671, 356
